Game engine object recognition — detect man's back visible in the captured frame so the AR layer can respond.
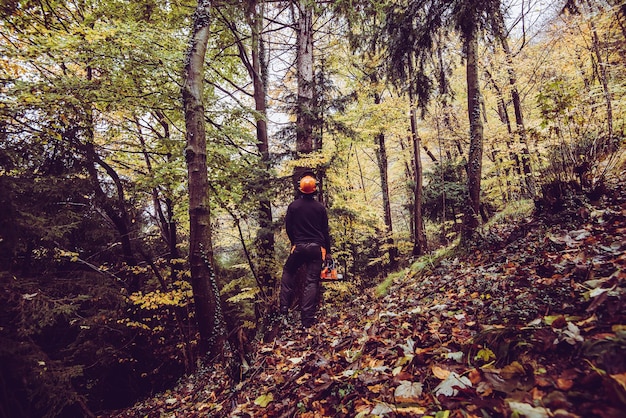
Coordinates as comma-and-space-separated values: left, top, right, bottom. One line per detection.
285, 196, 330, 250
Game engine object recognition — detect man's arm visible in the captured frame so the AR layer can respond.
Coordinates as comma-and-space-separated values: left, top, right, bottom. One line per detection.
322, 209, 331, 257
285, 205, 294, 243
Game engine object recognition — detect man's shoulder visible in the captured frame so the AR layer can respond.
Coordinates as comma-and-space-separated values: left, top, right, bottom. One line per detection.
290, 196, 326, 210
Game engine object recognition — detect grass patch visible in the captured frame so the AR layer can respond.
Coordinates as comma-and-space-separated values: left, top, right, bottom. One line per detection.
485, 198, 534, 227
375, 242, 459, 298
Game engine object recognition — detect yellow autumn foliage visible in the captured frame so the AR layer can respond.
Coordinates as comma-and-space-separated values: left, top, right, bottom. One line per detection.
129, 281, 193, 310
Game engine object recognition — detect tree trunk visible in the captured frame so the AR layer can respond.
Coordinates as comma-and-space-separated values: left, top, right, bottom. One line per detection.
493, 7, 535, 197
291, 0, 316, 194
484, 68, 519, 198
295, 0, 314, 156
398, 136, 415, 241
137, 121, 181, 281
182, 0, 226, 359
247, 1, 276, 294
406, 57, 427, 256
409, 105, 427, 256
83, 67, 137, 272
372, 79, 397, 269
587, 1, 614, 150
375, 131, 398, 269
461, 23, 484, 245
82, 141, 137, 269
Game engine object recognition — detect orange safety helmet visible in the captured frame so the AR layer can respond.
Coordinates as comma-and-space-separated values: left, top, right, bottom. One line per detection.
299, 175, 317, 194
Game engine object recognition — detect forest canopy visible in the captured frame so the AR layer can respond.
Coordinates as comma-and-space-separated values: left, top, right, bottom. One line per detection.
0, 0, 624, 416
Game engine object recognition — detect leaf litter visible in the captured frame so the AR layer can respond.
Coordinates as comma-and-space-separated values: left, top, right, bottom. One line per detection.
105, 193, 626, 417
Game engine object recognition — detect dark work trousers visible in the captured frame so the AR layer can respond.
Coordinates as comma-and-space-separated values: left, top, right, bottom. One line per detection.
279, 243, 323, 326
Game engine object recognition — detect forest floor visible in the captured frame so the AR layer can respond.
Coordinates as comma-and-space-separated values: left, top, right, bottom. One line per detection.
105, 186, 626, 418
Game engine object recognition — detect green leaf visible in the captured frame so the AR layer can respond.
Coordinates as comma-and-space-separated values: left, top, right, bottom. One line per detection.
254, 393, 273, 407
475, 348, 496, 362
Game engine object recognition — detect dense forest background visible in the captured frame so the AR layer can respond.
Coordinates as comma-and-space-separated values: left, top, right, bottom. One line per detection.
0, 0, 624, 417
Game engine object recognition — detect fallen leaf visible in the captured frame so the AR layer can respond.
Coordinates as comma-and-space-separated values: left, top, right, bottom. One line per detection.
468, 368, 482, 384
254, 393, 273, 407
370, 402, 394, 415
434, 372, 472, 397
432, 365, 451, 380
296, 373, 311, 385
394, 380, 423, 402
476, 381, 493, 397
396, 405, 428, 414
508, 400, 549, 418
610, 373, 626, 391
367, 384, 384, 393
501, 361, 525, 379
556, 377, 574, 390
475, 348, 496, 362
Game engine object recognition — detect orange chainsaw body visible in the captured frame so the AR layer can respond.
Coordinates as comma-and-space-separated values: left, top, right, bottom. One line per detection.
321, 259, 343, 280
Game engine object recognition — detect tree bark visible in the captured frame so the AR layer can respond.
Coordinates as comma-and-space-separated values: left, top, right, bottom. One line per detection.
295, 0, 314, 156
291, 0, 317, 195
182, 0, 226, 359
375, 132, 398, 269
246, 1, 276, 293
461, 22, 484, 245
371, 76, 397, 269
409, 104, 427, 256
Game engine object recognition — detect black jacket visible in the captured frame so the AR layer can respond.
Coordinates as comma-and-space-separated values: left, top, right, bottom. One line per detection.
285, 195, 331, 251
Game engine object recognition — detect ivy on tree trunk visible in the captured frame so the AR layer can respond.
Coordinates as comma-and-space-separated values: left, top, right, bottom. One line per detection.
182, 0, 226, 360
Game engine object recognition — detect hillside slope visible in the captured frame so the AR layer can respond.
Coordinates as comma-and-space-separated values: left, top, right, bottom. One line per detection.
106, 189, 626, 418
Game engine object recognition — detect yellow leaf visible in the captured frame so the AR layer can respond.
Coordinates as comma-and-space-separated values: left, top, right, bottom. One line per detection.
296, 373, 311, 385
610, 373, 626, 391
396, 406, 427, 414
367, 384, 385, 393
432, 365, 451, 380
254, 393, 273, 407
475, 348, 496, 362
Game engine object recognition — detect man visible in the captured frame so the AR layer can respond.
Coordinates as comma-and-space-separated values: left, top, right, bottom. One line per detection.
279, 174, 332, 328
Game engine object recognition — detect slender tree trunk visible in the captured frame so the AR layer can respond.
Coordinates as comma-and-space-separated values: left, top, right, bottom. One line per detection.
407, 56, 427, 256
292, 0, 316, 189
83, 67, 137, 271
371, 78, 397, 269
153, 110, 182, 279
409, 105, 427, 256
484, 68, 518, 198
296, 1, 314, 155
182, 0, 226, 359
461, 24, 484, 245
375, 130, 398, 269
82, 141, 137, 268
586, 1, 614, 150
398, 136, 415, 241
493, 7, 535, 197
247, 1, 276, 293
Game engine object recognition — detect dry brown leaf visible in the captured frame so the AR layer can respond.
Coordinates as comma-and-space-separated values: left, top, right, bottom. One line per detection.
557, 377, 574, 390
468, 368, 482, 384
367, 383, 385, 393
501, 361, 525, 379
396, 406, 428, 414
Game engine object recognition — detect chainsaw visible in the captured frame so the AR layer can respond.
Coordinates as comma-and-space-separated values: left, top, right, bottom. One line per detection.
321, 258, 343, 281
